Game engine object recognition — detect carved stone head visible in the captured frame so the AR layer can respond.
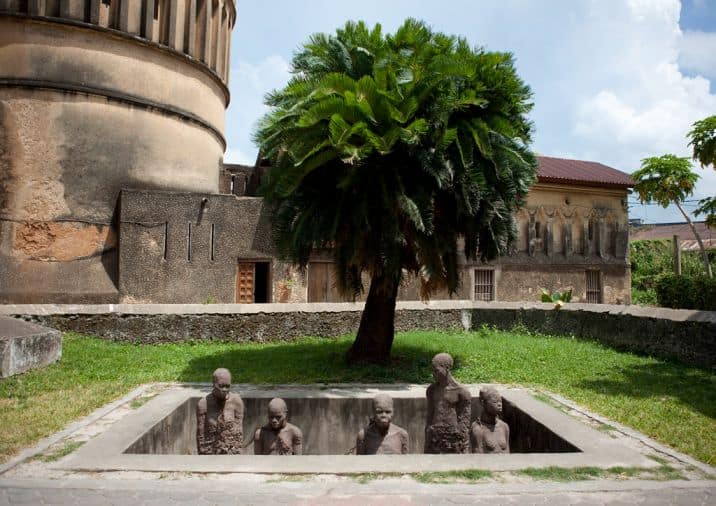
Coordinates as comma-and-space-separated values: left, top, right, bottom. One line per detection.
431, 353, 453, 384
479, 386, 502, 417
212, 368, 231, 401
267, 397, 288, 431
372, 393, 394, 430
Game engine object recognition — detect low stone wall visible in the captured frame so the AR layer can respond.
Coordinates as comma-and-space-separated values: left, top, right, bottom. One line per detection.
1, 301, 713, 368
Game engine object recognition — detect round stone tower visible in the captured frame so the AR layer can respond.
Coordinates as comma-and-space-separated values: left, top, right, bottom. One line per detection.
0, 0, 236, 302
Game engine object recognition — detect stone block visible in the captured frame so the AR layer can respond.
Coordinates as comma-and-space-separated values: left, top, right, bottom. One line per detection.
0, 317, 61, 378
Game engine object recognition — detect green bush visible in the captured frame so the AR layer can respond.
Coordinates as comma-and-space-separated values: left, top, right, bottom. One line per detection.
630, 239, 711, 305
655, 274, 716, 310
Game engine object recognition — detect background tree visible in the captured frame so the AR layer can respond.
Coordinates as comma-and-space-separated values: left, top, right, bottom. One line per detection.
687, 115, 716, 168
687, 115, 716, 227
255, 19, 537, 364
631, 155, 712, 278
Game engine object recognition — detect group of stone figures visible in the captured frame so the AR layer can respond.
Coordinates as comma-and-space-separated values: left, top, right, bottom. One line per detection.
196, 353, 509, 456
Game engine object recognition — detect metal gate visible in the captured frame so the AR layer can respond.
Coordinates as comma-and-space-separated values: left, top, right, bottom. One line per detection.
474, 269, 495, 301
586, 270, 602, 303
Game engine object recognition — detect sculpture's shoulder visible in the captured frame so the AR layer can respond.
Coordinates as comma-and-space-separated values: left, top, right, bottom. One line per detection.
286, 422, 302, 437
391, 424, 409, 439
197, 396, 208, 413
426, 382, 436, 397
495, 418, 509, 431
357, 428, 366, 441
227, 393, 244, 410
254, 426, 263, 440
456, 384, 471, 400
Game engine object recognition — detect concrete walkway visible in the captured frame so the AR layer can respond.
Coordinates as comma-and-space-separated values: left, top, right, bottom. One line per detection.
0, 477, 714, 505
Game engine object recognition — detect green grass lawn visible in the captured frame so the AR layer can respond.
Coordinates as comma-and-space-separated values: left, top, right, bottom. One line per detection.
0, 327, 714, 466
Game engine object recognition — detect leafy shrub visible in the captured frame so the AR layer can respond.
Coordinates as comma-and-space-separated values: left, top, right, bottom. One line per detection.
541, 288, 572, 309
630, 239, 711, 305
655, 274, 716, 310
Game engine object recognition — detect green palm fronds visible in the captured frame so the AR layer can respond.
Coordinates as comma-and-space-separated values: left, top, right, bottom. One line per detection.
255, 18, 538, 299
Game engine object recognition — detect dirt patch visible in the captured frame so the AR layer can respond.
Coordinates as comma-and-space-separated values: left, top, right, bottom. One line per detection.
13, 221, 116, 261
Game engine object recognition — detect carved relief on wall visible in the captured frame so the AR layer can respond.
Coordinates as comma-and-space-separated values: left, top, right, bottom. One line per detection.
514, 203, 626, 261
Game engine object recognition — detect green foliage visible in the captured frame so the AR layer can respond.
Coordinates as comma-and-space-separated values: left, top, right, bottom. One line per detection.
255, 19, 537, 300
540, 288, 572, 309
515, 465, 684, 482
687, 116, 716, 226
36, 440, 84, 462
631, 155, 698, 209
630, 239, 710, 304
695, 196, 716, 228
655, 274, 716, 310
414, 469, 493, 483
687, 115, 716, 169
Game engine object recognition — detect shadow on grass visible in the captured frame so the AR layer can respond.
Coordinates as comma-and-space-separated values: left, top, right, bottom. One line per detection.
179, 338, 440, 385
575, 361, 716, 420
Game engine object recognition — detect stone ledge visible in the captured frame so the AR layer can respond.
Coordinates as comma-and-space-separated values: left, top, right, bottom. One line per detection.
0, 317, 62, 378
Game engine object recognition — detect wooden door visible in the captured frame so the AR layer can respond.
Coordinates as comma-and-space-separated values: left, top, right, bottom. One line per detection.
307, 262, 329, 302
236, 262, 254, 303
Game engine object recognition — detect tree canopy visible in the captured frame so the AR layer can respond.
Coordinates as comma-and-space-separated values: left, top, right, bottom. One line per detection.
631, 155, 712, 278
255, 19, 538, 362
687, 115, 716, 228
687, 115, 716, 169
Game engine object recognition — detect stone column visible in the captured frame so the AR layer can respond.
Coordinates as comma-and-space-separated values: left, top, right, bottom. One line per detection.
528, 212, 536, 257
119, 0, 142, 34
168, 0, 186, 51
60, 0, 85, 20
564, 218, 573, 257
598, 217, 606, 258
545, 215, 554, 257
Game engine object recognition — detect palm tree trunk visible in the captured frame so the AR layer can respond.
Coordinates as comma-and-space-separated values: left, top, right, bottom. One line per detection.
675, 201, 713, 278
346, 272, 400, 364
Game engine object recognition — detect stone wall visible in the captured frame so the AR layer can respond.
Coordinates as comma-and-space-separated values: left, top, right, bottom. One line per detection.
2, 302, 713, 368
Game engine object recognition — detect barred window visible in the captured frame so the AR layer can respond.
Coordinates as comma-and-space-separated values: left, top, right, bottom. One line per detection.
474, 269, 495, 301
586, 270, 602, 303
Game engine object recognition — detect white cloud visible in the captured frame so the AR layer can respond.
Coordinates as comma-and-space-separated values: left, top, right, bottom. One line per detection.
679, 30, 716, 80
563, 0, 716, 223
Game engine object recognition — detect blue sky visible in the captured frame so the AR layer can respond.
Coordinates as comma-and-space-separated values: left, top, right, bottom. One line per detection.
224, 0, 716, 224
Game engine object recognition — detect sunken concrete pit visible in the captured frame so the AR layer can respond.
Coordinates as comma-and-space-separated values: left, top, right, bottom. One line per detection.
56, 385, 657, 474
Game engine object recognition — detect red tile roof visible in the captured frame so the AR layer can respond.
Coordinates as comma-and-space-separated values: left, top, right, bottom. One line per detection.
537, 156, 634, 188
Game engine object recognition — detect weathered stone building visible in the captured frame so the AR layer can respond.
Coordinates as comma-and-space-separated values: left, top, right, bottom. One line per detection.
115, 157, 633, 305
0, 2, 633, 305
0, 0, 236, 302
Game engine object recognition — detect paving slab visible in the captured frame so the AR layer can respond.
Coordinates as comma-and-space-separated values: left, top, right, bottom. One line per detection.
0, 477, 713, 506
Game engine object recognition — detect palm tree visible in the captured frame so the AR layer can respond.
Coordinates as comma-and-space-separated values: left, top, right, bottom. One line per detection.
255, 19, 537, 363
631, 155, 713, 278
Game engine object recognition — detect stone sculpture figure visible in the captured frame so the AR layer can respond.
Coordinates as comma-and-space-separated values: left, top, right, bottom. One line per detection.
254, 398, 303, 455
424, 353, 471, 453
196, 368, 244, 454
356, 393, 409, 455
471, 386, 510, 454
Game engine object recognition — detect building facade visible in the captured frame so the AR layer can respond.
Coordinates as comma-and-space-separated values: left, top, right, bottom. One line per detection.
0, 2, 633, 305
116, 157, 633, 305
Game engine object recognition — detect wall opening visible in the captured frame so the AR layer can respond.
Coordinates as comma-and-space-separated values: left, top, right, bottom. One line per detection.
586, 270, 602, 303
474, 268, 495, 301
236, 261, 271, 303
